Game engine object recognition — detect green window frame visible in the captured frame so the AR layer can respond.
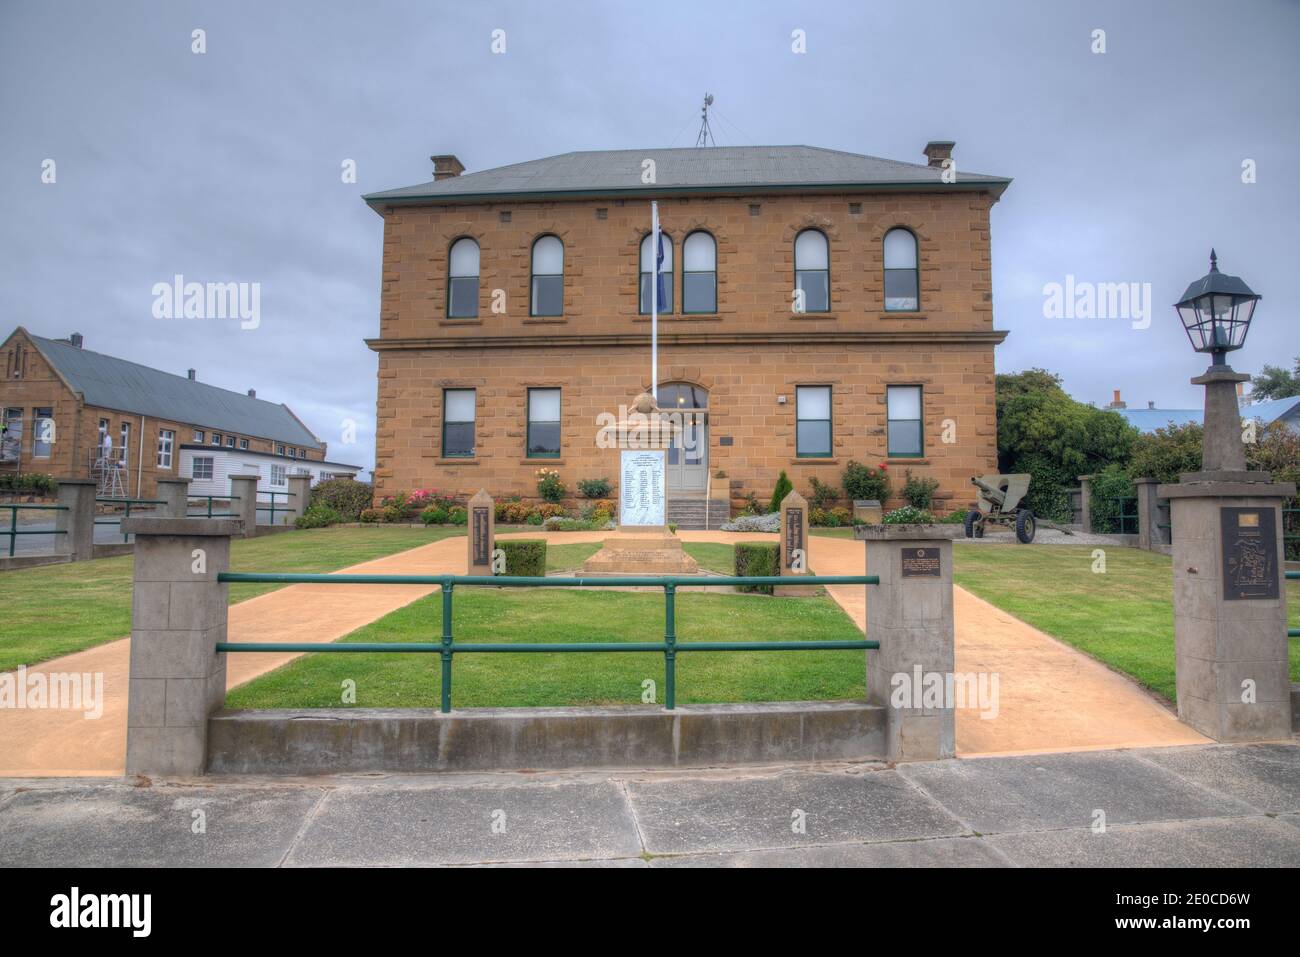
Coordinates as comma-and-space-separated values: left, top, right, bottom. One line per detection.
526, 388, 561, 458
795, 385, 832, 458
886, 385, 924, 457
442, 388, 476, 458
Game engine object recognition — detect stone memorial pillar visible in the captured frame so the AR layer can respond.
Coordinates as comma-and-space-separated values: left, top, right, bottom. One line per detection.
856, 523, 963, 761
54, 478, 96, 561
155, 477, 191, 519
228, 474, 260, 537
467, 489, 495, 574
123, 516, 241, 776
774, 489, 811, 596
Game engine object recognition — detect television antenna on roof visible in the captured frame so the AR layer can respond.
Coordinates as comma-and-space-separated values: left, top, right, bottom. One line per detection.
695, 94, 715, 147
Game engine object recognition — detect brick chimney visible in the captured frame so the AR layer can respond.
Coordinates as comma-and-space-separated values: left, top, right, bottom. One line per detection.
187, 369, 196, 381
247, 388, 256, 398
431, 154, 464, 180
69, 332, 84, 348
1107, 389, 1126, 409
922, 141, 955, 169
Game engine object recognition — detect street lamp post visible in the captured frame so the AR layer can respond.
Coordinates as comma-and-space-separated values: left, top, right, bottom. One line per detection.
1159, 250, 1293, 743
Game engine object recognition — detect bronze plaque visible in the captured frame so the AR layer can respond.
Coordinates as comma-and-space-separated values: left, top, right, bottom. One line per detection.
1221, 507, 1278, 600
472, 506, 491, 566
784, 507, 804, 570
901, 546, 941, 578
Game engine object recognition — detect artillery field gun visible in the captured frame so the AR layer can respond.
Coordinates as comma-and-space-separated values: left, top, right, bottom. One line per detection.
965, 474, 1074, 544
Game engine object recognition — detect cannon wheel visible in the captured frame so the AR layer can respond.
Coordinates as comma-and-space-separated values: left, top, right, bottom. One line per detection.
964, 509, 984, 539
1015, 508, 1036, 544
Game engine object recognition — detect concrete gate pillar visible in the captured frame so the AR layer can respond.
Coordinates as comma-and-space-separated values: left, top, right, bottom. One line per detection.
856, 523, 962, 761
55, 478, 96, 561
155, 478, 191, 519
122, 517, 241, 776
228, 474, 260, 537
287, 473, 312, 524
1134, 478, 1170, 552
1078, 474, 1095, 532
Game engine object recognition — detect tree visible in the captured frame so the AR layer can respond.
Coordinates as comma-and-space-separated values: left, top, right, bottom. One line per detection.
996, 369, 1138, 520
1249, 358, 1300, 401
1128, 422, 1202, 484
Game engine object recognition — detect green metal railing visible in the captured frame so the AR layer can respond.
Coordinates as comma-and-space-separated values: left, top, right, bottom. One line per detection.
188, 495, 240, 519
3, 503, 68, 557
255, 490, 295, 526
1113, 495, 1139, 535
215, 572, 880, 712
1287, 570, 1299, 638
95, 497, 166, 543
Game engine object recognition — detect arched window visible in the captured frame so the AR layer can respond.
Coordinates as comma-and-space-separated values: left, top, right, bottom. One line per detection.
883, 228, 919, 311
530, 235, 564, 317
639, 233, 673, 314
794, 229, 829, 313
447, 238, 480, 318
682, 231, 717, 314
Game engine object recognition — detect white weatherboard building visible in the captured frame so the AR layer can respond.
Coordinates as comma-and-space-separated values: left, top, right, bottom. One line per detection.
179, 444, 361, 509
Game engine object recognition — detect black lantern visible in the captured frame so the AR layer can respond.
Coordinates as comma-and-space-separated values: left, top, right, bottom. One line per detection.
1173, 249, 1260, 363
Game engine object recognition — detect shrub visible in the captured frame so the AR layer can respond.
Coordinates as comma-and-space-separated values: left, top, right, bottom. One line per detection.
939, 508, 968, 524
543, 516, 613, 531
1088, 463, 1135, 533
721, 512, 781, 533
535, 467, 565, 503
420, 505, 450, 526
295, 503, 343, 529
525, 511, 544, 525
538, 503, 567, 519
734, 542, 779, 594
448, 505, 468, 526
830, 506, 852, 526
842, 460, 892, 504
500, 500, 533, 524
901, 470, 940, 510
810, 507, 830, 527
358, 507, 385, 524
581, 499, 615, 524
499, 539, 546, 576
577, 477, 612, 499
0, 472, 57, 495
307, 478, 373, 521
808, 476, 838, 509
883, 505, 935, 524
381, 504, 404, 523
739, 491, 762, 516
767, 470, 794, 513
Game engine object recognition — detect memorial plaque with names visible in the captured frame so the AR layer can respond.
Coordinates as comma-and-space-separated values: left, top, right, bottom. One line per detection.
472, 507, 491, 566
901, 546, 941, 578
620, 450, 665, 527
784, 508, 804, 570
1220, 506, 1279, 600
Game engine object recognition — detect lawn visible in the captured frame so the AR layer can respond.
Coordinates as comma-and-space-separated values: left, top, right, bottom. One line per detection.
0, 526, 462, 671
952, 543, 1300, 701
545, 540, 736, 575
225, 586, 868, 709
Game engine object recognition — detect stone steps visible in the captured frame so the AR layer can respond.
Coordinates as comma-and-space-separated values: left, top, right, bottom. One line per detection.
666, 499, 731, 530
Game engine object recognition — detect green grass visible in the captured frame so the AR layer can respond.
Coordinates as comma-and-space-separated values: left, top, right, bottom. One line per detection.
0, 526, 461, 671
225, 587, 868, 709
543, 541, 736, 575
952, 543, 1300, 701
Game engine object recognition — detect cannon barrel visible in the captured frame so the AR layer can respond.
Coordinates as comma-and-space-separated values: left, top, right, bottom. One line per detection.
970, 475, 1006, 502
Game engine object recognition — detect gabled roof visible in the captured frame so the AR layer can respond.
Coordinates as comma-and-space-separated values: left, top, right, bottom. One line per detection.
1243, 395, 1300, 424
364, 145, 1012, 207
1114, 408, 1203, 433
25, 332, 323, 449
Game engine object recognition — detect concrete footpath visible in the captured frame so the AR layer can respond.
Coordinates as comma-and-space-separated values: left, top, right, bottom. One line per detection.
1, 530, 1209, 775
1, 743, 1297, 867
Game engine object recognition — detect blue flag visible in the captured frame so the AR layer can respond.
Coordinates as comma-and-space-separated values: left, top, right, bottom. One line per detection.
655, 229, 667, 311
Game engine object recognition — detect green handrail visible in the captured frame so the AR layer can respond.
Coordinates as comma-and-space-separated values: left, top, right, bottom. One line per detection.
3, 503, 68, 557
95, 497, 167, 543
187, 495, 240, 519
255, 490, 296, 527
215, 572, 880, 712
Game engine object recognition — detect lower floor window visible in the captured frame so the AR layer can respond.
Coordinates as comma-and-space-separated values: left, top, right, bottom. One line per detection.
192, 456, 214, 480
886, 385, 923, 457
443, 388, 476, 457
271, 464, 286, 486
795, 386, 832, 457
527, 388, 561, 457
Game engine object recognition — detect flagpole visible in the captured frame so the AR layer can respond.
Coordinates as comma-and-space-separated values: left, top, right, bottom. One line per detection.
651, 201, 659, 404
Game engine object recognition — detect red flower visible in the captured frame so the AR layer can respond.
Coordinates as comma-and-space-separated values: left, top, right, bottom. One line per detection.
879, 463, 888, 471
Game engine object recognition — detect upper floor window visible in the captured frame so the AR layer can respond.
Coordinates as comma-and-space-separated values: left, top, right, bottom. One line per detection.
883, 228, 919, 311
886, 385, 923, 457
157, 429, 175, 469
639, 233, 673, 314
193, 429, 204, 442
795, 386, 832, 458
442, 388, 476, 458
211, 433, 222, 446
526, 388, 561, 458
239, 438, 249, 450
33, 408, 54, 458
530, 236, 564, 317
682, 231, 717, 314
1, 409, 22, 464
794, 229, 829, 313
447, 237, 480, 318
226, 435, 236, 448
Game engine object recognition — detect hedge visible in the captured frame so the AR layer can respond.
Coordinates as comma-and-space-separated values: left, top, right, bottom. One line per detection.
734, 542, 778, 595
499, 539, 546, 577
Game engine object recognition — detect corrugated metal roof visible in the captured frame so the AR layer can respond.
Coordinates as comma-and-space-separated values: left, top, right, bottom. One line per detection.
1114, 408, 1203, 433
30, 335, 322, 449
364, 145, 1011, 204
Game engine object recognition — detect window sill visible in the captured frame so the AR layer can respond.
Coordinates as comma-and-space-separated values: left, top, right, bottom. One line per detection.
886, 456, 929, 464
523, 317, 567, 324
436, 457, 478, 465
789, 313, 838, 320
440, 318, 483, 326
522, 458, 565, 465
632, 314, 722, 323
876, 312, 927, 320
791, 457, 838, 465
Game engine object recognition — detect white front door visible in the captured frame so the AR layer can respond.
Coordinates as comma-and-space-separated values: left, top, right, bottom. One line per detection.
666, 411, 708, 495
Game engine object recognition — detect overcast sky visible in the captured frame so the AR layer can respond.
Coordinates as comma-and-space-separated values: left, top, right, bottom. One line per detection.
3, 0, 1297, 473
